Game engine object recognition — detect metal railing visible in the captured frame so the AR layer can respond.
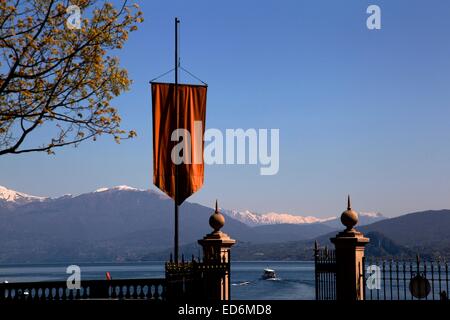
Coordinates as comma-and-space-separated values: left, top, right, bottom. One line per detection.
0, 255, 231, 302
0, 278, 166, 301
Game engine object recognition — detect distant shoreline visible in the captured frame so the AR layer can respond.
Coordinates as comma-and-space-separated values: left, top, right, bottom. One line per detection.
0, 260, 316, 267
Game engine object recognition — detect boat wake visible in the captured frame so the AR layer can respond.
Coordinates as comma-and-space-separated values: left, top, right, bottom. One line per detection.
232, 281, 251, 286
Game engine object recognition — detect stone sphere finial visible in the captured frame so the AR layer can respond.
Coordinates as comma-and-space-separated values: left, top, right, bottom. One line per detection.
340, 195, 359, 231
209, 199, 225, 232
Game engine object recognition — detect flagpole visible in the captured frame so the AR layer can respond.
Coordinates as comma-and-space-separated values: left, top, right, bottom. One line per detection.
174, 17, 180, 263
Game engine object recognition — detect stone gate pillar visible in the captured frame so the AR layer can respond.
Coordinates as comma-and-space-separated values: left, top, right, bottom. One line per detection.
330, 196, 369, 300
198, 200, 236, 300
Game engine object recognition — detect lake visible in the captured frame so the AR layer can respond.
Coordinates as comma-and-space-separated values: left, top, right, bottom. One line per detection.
0, 261, 315, 300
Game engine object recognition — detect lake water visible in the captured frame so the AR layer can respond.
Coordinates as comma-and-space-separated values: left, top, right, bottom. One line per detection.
0, 261, 315, 300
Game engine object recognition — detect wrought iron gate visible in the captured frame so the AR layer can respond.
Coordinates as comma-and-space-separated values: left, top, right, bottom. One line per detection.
363, 255, 449, 301
314, 242, 336, 300
315, 248, 449, 301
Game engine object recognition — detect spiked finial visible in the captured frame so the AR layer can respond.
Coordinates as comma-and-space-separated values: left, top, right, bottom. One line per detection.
341, 195, 359, 231
209, 199, 225, 232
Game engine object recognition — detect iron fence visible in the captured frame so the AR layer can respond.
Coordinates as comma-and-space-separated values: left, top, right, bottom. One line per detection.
364, 255, 449, 301
314, 242, 336, 300
314, 239, 450, 301
165, 254, 230, 301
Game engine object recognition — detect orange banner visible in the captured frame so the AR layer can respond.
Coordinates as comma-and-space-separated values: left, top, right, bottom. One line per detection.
151, 82, 207, 205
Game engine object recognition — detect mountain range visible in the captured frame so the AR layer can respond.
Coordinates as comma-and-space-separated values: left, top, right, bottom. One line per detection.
0, 185, 448, 263
222, 208, 384, 227
0, 185, 384, 227
0, 185, 339, 262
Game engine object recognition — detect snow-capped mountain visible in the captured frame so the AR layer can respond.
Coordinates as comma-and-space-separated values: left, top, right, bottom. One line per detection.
222, 209, 335, 226
222, 209, 385, 227
94, 185, 143, 193
358, 212, 384, 218
93, 185, 170, 200
0, 185, 48, 205
0, 184, 168, 207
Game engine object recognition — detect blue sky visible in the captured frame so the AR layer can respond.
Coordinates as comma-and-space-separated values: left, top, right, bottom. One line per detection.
2, 0, 450, 218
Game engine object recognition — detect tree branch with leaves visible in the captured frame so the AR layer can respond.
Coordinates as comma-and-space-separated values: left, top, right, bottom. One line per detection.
0, 0, 143, 155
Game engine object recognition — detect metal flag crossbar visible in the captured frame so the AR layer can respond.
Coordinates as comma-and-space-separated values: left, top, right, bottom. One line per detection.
149, 66, 208, 86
